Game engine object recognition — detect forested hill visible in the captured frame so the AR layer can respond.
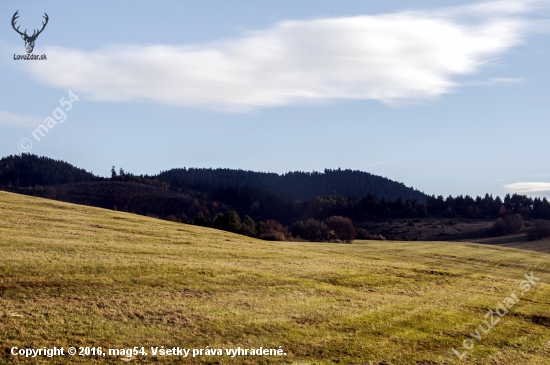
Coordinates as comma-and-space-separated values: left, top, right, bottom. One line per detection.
0, 154, 99, 187
157, 168, 426, 201
0, 154, 425, 202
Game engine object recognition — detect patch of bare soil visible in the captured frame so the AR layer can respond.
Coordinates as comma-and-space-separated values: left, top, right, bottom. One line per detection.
472, 234, 550, 254
361, 218, 550, 253
505, 239, 550, 253
359, 218, 494, 241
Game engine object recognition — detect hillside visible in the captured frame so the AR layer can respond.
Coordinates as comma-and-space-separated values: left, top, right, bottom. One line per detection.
158, 167, 427, 201
0, 191, 549, 364
0, 154, 98, 187
6, 181, 215, 220
0, 154, 426, 202
2, 154, 550, 245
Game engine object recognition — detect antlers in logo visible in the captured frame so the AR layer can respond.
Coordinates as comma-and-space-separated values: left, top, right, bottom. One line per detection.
12, 11, 49, 54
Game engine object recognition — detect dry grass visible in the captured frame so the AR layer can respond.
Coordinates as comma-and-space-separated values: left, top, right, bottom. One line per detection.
0, 191, 549, 364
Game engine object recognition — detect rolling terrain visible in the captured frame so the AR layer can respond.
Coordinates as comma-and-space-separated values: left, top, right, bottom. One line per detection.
0, 191, 549, 364
3, 154, 550, 247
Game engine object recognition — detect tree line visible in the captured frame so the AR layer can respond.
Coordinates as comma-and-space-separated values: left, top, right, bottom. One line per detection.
1, 154, 550, 242
426, 194, 550, 220
157, 167, 427, 201
0, 154, 97, 187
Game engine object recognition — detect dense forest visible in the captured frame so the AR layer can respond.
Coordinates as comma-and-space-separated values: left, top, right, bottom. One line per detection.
0, 154, 424, 201
1, 154, 549, 242
158, 167, 427, 201
0, 154, 98, 187
426, 194, 550, 219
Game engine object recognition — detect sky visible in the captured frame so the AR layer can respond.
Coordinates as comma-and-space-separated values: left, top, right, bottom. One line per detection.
1, 0, 549, 199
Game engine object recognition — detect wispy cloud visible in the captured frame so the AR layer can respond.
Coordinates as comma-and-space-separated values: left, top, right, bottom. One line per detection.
21, 0, 548, 110
465, 77, 527, 86
439, 0, 545, 16
503, 182, 550, 194
0, 110, 35, 127
489, 77, 526, 84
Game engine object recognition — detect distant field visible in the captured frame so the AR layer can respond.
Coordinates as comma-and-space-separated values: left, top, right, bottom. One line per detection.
0, 191, 549, 364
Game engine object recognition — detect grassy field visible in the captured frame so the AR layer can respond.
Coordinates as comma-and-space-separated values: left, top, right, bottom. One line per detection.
0, 191, 549, 364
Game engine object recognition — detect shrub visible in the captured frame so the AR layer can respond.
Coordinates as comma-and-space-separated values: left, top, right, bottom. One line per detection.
355, 228, 371, 240
258, 219, 289, 241
304, 218, 328, 242
528, 219, 550, 240
166, 215, 180, 222
240, 215, 257, 237
225, 211, 242, 232
325, 216, 356, 242
180, 214, 189, 224
355, 229, 385, 240
493, 214, 524, 236
193, 211, 206, 226
291, 220, 307, 238
213, 211, 242, 233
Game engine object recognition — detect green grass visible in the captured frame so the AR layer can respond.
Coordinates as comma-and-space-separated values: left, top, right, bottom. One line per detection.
0, 191, 549, 364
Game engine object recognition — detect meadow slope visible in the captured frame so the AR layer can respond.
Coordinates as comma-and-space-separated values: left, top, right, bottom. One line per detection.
0, 191, 549, 364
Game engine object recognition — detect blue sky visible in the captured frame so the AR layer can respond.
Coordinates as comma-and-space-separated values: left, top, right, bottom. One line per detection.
1, 0, 549, 198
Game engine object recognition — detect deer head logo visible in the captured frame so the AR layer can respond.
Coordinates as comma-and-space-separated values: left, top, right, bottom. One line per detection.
12, 11, 49, 54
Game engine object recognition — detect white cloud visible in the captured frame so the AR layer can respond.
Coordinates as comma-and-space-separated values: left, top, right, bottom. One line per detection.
441, 0, 544, 16
503, 182, 550, 194
22, 0, 547, 110
0, 110, 36, 127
